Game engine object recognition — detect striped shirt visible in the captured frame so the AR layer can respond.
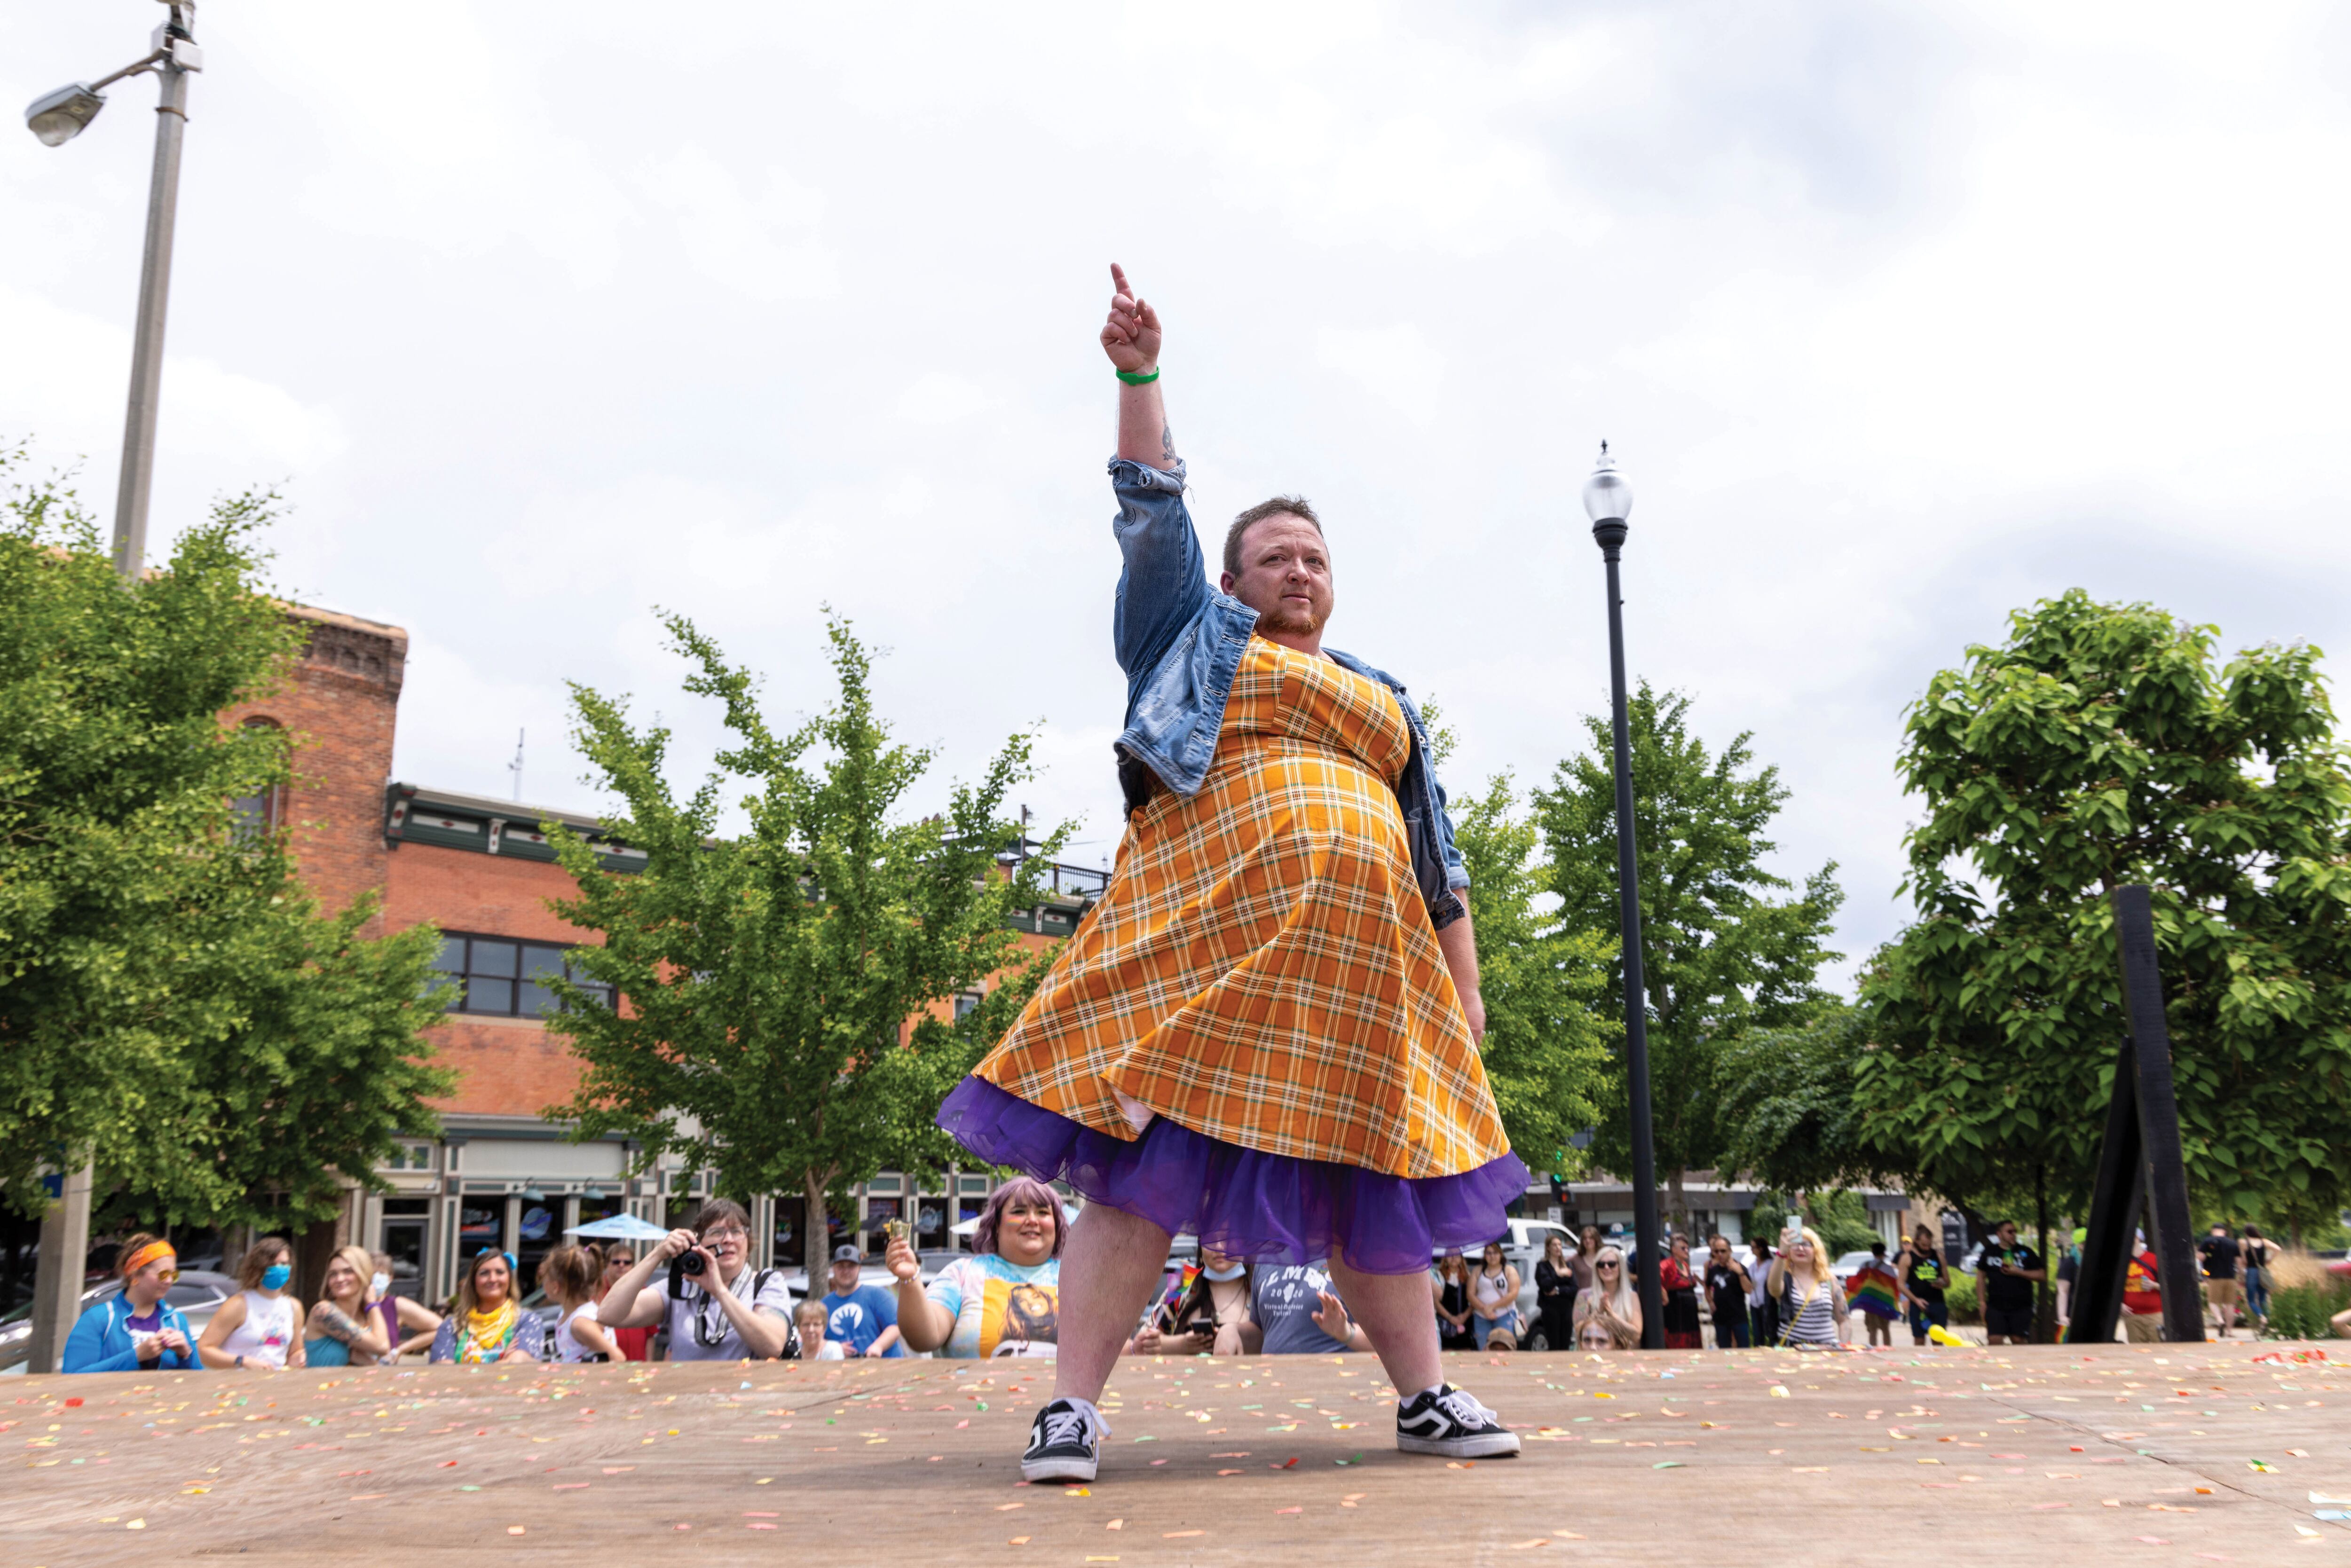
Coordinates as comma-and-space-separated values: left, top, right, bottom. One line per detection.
1780, 1276, 1843, 1347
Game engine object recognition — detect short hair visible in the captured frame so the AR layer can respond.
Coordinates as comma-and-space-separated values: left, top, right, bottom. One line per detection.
1706, 1234, 1729, 1246
1870, 1240, 1886, 1255
973, 1177, 1065, 1258
235, 1236, 292, 1291
686, 1198, 750, 1237
1223, 496, 1324, 578
793, 1299, 827, 1325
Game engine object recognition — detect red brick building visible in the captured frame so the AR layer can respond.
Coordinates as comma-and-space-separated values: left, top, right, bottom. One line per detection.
247, 605, 1098, 1302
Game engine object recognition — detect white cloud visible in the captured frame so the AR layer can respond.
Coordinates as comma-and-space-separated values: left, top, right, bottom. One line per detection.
11, 0, 2351, 990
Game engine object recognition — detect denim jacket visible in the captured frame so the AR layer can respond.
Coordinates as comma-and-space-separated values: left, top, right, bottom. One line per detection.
1107, 457, 1467, 929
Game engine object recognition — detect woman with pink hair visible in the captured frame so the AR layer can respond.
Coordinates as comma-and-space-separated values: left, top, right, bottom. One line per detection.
887, 1177, 1066, 1359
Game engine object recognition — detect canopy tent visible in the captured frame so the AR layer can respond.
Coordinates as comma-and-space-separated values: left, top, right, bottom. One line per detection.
564, 1213, 671, 1242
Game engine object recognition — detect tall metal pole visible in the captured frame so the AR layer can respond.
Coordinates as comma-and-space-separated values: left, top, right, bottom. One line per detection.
24, 16, 197, 1377
1592, 509, 1664, 1349
111, 51, 191, 577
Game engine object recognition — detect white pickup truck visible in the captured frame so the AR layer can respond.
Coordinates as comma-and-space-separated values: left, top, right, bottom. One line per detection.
1432, 1217, 1580, 1347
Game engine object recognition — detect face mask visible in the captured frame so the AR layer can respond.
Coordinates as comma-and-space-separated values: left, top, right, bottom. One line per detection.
260, 1264, 292, 1291
1202, 1262, 1246, 1282
370, 1272, 391, 1296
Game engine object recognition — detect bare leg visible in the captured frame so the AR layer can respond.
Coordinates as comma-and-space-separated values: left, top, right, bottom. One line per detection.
1052, 1203, 1171, 1407
1328, 1255, 1443, 1396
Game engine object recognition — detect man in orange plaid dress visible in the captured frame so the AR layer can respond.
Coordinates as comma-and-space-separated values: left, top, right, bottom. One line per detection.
936, 265, 1529, 1482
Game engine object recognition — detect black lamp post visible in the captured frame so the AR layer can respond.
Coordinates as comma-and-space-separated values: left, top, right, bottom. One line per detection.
1585, 441, 1664, 1349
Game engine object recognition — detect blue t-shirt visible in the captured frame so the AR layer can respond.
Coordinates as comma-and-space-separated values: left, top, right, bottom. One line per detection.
822, 1284, 903, 1356
1251, 1265, 1351, 1355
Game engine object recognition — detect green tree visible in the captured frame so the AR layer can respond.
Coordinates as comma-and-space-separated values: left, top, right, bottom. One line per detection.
1857, 591, 2351, 1231
0, 452, 451, 1228
544, 614, 1059, 1262
1716, 1003, 1896, 1197
1534, 685, 1843, 1228
1449, 772, 1616, 1178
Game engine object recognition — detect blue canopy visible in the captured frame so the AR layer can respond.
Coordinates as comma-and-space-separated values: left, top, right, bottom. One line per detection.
565, 1213, 671, 1242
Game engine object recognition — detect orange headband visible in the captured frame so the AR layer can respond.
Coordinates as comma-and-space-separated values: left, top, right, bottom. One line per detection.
121, 1241, 176, 1278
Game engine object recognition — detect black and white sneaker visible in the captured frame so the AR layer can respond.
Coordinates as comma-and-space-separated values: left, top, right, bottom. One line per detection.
1021, 1397, 1104, 1483
1395, 1383, 1522, 1459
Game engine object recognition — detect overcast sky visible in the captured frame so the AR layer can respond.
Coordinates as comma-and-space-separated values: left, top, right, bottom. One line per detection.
9, 2, 2351, 988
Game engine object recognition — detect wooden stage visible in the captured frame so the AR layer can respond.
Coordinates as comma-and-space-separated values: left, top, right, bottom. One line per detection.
7, 1342, 2346, 1565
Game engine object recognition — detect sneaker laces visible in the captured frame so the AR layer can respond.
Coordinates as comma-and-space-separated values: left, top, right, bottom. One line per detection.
1434, 1387, 1500, 1429
1041, 1400, 1102, 1449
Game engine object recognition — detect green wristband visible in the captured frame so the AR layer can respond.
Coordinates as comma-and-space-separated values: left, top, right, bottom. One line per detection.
1115, 366, 1161, 386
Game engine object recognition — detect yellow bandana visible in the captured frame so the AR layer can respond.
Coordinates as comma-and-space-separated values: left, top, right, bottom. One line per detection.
457, 1299, 519, 1363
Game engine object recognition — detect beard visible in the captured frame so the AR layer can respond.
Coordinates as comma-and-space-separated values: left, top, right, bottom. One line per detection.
1253, 596, 1325, 635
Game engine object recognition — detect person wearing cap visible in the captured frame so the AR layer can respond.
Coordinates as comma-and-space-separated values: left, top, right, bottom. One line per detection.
63, 1234, 200, 1373
820, 1243, 903, 1358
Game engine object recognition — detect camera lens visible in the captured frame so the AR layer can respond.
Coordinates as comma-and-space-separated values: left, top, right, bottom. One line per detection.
677, 1252, 706, 1276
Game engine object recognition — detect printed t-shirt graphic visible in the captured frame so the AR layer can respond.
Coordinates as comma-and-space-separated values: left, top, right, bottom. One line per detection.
1251, 1264, 1350, 1355
926, 1254, 1061, 1358
822, 1283, 902, 1357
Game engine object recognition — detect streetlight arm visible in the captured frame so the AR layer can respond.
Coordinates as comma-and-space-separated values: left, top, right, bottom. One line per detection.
89, 52, 167, 92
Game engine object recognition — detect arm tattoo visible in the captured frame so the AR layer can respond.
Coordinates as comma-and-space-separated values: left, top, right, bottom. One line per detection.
1160, 423, 1176, 466
319, 1305, 361, 1343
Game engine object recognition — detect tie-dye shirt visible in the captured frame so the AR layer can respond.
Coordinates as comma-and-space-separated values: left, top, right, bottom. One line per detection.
925, 1254, 1060, 1359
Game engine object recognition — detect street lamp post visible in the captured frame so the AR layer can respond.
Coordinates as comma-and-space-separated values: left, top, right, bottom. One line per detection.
25, 0, 205, 577
1584, 441, 1665, 1349
19, 0, 205, 1377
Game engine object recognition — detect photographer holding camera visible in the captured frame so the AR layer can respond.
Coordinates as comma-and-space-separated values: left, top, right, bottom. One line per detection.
597, 1199, 795, 1361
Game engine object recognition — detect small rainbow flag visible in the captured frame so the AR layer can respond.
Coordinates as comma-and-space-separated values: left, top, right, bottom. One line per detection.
1160, 1262, 1199, 1313
1847, 1261, 1901, 1319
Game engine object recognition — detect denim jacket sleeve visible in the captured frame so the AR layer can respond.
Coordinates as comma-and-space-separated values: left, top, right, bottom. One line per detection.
1107, 457, 1206, 717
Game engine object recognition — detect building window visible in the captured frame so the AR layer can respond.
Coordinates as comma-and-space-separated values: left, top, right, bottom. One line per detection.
381, 1141, 434, 1172
953, 991, 983, 1021
429, 933, 614, 1017
230, 718, 286, 840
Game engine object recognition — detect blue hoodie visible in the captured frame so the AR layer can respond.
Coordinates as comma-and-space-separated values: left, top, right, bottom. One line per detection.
62, 1293, 202, 1373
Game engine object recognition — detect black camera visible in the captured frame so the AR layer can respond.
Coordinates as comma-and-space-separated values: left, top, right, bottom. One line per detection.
665, 1237, 707, 1299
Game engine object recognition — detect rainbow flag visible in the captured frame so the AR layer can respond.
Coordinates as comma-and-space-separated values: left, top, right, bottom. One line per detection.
1160, 1262, 1199, 1315
1848, 1260, 1901, 1319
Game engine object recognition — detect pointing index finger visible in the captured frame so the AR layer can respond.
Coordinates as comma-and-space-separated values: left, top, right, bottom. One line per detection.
1110, 261, 1130, 296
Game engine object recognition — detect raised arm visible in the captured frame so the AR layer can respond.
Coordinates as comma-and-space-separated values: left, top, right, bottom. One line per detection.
1101, 263, 1210, 693
1104, 262, 1175, 471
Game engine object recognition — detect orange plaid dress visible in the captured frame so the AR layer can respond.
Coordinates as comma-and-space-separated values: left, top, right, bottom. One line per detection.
973, 634, 1509, 1180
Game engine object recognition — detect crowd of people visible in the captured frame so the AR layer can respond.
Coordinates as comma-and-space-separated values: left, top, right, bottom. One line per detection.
57, 1199, 2346, 1376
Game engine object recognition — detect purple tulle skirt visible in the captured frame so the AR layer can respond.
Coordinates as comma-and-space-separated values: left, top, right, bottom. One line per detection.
936, 1075, 1531, 1276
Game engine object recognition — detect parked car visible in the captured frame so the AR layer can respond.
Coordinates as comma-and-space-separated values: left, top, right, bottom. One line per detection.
0, 1269, 240, 1375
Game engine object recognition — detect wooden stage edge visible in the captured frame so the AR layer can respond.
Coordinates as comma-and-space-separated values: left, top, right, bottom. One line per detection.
7, 1341, 2347, 1566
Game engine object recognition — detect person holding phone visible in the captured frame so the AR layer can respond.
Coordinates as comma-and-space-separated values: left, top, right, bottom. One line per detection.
1136, 1246, 1254, 1356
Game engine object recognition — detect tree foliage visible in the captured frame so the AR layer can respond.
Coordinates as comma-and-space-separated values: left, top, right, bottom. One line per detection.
1448, 772, 1615, 1178
0, 451, 451, 1226
1857, 591, 2351, 1229
1534, 684, 1843, 1216
544, 614, 1059, 1255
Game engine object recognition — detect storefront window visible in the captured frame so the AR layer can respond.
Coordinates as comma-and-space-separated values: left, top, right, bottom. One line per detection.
381, 1199, 430, 1298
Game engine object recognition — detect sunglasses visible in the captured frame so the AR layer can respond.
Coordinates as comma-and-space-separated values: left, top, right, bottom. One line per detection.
1598, 1261, 1622, 1270
152, 1267, 180, 1284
